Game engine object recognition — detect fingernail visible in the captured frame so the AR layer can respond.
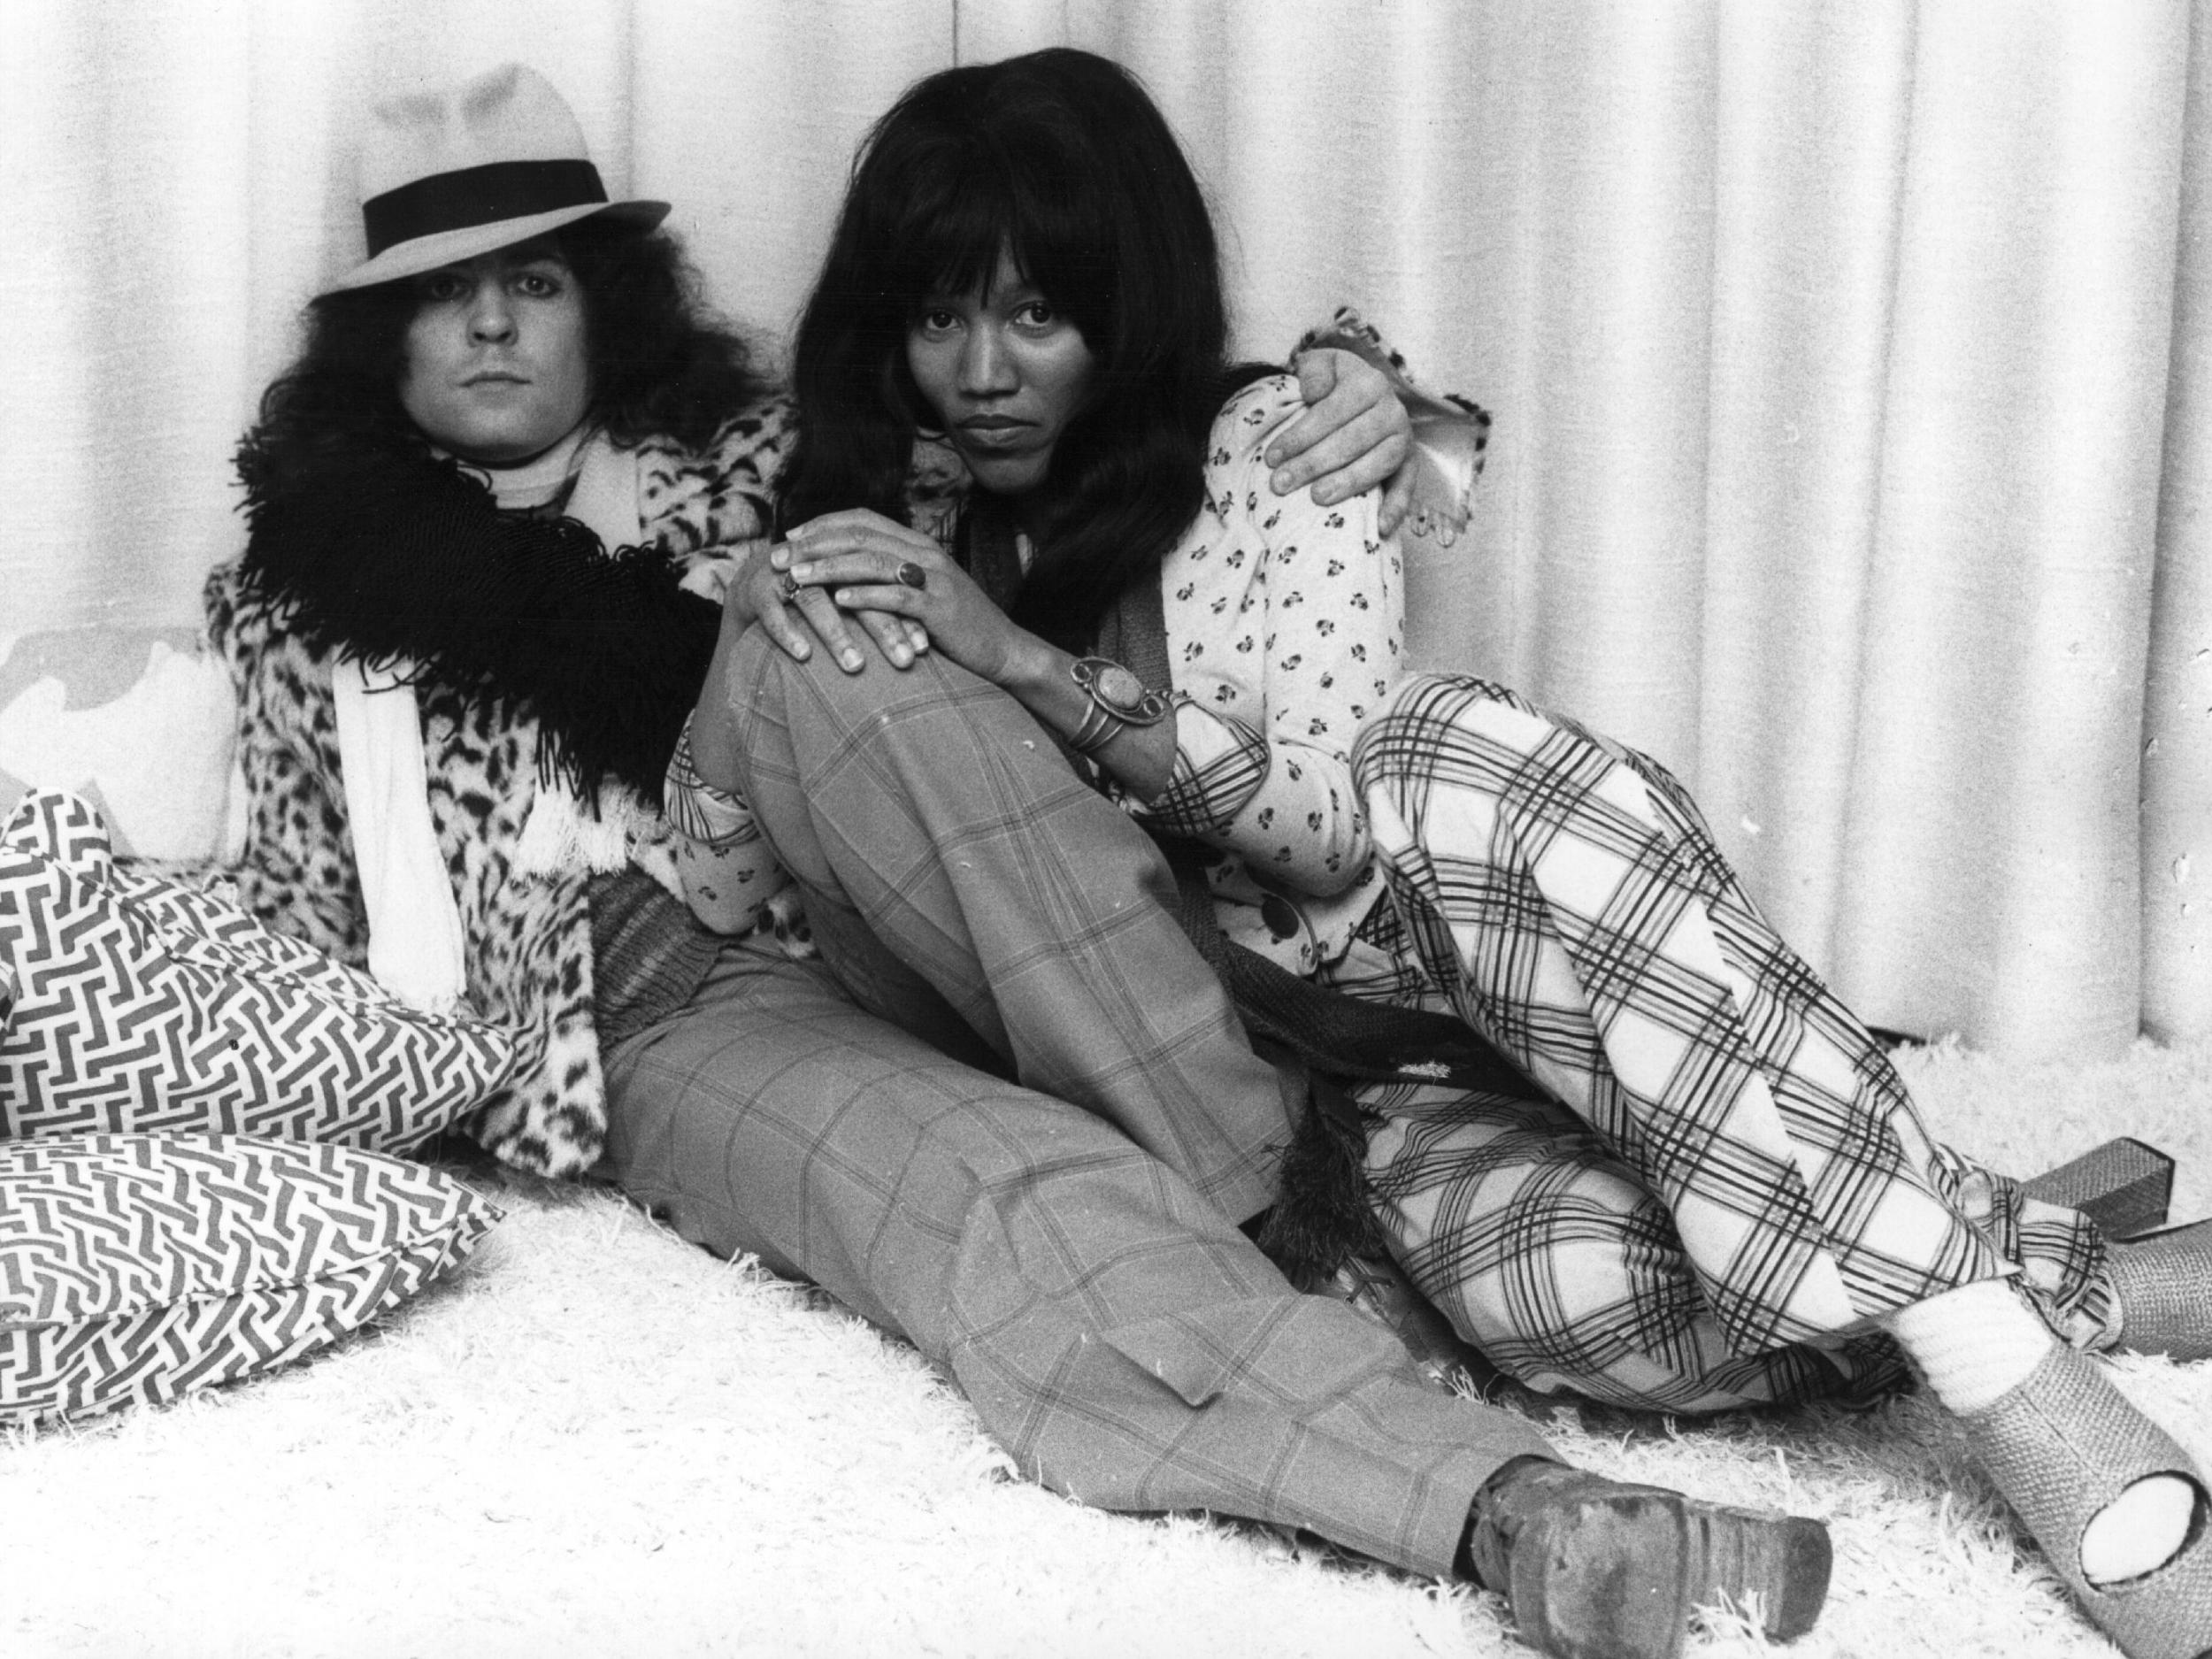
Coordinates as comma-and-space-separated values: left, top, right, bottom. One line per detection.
1264, 448, 1283, 467
789, 641, 810, 660
790, 564, 811, 582
1315, 486, 1339, 504
769, 546, 790, 569
891, 646, 911, 666
1270, 469, 1294, 493
841, 650, 862, 671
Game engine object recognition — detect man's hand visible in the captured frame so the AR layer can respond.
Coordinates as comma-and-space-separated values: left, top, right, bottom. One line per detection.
1266, 346, 1417, 535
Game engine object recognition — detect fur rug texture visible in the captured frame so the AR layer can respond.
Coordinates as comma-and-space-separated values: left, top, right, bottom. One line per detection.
5, 1036, 2210, 1659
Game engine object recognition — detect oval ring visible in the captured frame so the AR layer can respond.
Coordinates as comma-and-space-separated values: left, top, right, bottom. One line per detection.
894, 560, 929, 591
775, 571, 802, 603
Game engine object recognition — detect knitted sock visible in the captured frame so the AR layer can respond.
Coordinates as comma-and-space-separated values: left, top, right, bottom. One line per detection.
1886, 1280, 2195, 1586
1882, 1279, 2055, 1413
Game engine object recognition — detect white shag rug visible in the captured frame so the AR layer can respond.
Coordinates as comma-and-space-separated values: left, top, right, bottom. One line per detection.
6, 1037, 2211, 1659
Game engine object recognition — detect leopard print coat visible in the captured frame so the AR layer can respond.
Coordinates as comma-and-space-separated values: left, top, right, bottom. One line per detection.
204, 400, 792, 1178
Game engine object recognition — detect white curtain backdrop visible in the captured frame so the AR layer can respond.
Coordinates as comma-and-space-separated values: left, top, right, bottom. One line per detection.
3, 0, 2206, 1060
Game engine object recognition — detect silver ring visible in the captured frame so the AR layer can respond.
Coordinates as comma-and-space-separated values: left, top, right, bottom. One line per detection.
775, 571, 801, 603
894, 560, 928, 591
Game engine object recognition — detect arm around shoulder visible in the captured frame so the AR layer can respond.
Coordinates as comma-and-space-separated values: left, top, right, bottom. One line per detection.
1138, 381, 1402, 896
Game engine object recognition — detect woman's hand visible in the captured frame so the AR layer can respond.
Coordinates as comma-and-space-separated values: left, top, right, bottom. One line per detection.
1265, 346, 1417, 535
729, 527, 930, 673
779, 510, 1177, 799
775, 510, 1041, 686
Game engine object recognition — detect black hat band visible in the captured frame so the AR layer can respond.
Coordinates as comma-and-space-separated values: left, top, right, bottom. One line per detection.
361, 158, 607, 257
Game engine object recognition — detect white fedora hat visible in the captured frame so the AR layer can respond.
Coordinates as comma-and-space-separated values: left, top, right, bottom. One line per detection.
324, 62, 668, 293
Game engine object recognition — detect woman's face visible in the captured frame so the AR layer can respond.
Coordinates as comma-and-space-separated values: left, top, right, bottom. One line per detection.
904, 249, 1094, 499
398, 236, 591, 465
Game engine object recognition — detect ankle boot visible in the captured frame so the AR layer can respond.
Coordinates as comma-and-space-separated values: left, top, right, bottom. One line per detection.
2108, 1218, 2212, 1361
1959, 1344, 2212, 1659
1462, 1456, 1832, 1659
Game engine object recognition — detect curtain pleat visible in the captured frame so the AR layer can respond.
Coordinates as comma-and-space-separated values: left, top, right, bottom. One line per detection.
1836, 1, 2185, 1054
4, 3, 259, 630
1695, 1, 1913, 981
3, 0, 2203, 1058
2145, 0, 2212, 1046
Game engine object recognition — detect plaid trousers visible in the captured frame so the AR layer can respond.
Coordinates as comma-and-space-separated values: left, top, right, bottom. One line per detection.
595, 634, 1555, 1578
1341, 674, 2114, 1412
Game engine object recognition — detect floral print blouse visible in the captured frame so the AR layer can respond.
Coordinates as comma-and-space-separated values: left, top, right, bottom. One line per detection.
1125, 374, 1402, 975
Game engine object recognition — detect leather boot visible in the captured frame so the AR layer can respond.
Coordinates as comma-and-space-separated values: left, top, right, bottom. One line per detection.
1461, 1456, 1832, 1659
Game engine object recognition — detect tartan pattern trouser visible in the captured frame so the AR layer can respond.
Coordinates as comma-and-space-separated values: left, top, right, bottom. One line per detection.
1342, 674, 2113, 1413
595, 636, 1555, 1578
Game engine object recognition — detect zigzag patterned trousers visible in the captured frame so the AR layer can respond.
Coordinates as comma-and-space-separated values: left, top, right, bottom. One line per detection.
1342, 674, 2115, 1412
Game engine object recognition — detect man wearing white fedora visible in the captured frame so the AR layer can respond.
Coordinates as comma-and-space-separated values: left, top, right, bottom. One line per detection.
327, 63, 673, 292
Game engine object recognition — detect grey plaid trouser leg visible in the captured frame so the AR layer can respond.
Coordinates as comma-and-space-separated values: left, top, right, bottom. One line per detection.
596, 637, 1555, 1578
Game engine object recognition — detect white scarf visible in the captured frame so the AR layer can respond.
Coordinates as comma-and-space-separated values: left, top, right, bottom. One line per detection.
333, 428, 649, 1012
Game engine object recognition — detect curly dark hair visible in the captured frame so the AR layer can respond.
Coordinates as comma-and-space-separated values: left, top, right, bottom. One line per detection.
241, 216, 766, 481
779, 48, 1265, 652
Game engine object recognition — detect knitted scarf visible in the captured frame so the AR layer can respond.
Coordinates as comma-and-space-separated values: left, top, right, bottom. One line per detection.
234, 435, 720, 809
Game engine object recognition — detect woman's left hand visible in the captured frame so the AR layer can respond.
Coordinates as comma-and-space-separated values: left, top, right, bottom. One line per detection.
1265, 345, 1416, 534
775, 510, 1035, 685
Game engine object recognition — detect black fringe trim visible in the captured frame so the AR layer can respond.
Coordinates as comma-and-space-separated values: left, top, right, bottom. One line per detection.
235, 437, 718, 809
1251, 1069, 1392, 1290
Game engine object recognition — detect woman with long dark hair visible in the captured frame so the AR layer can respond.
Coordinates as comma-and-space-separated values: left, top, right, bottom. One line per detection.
679, 47, 2212, 1659
659, 48, 1847, 1659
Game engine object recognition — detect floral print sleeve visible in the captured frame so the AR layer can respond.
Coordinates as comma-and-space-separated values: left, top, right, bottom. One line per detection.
663, 711, 791, 933
1128, 375, 1403, 897
646, 398, 799, 934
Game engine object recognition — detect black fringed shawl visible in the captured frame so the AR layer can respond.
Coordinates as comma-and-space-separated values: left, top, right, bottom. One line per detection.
234, 436, 720, 809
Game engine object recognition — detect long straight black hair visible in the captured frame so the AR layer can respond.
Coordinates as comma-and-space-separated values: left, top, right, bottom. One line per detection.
779, 48, 1259, 650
